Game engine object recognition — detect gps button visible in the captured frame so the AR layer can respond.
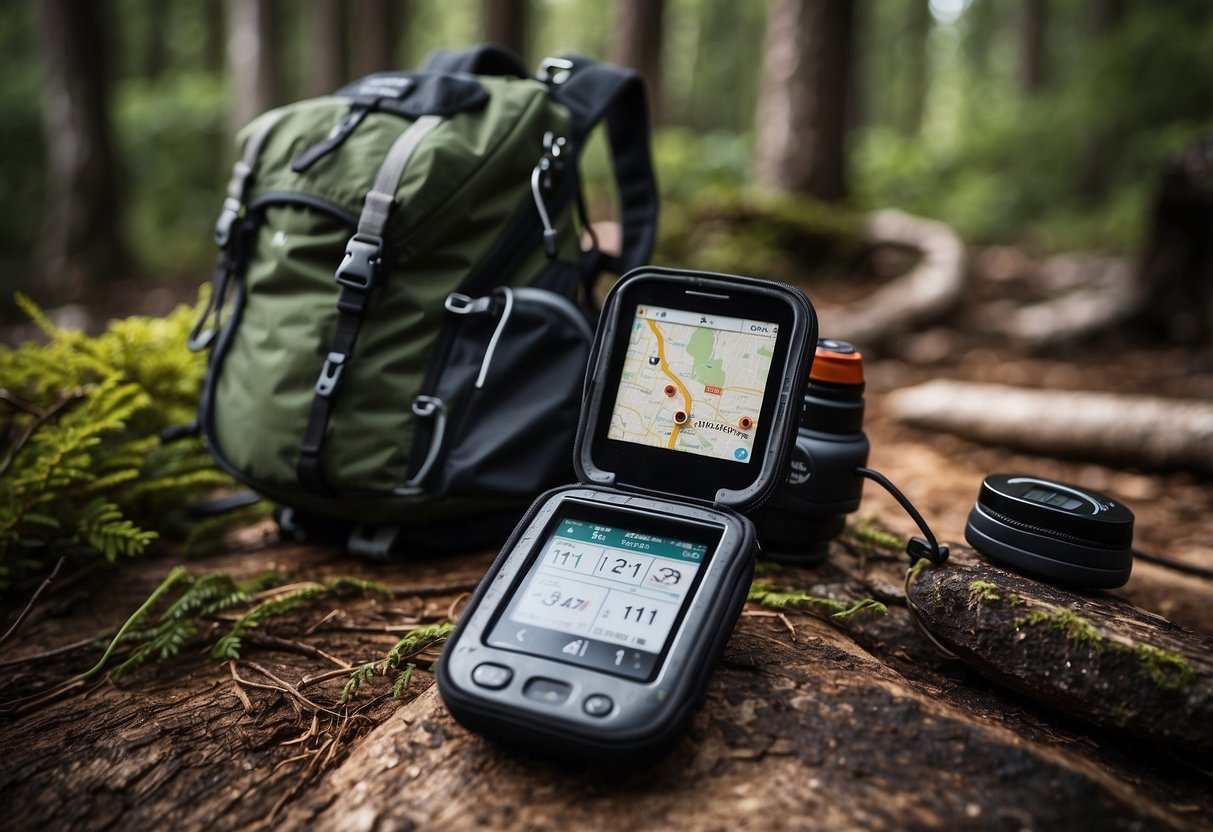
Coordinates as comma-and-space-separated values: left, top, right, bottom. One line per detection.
523, 677, 572, 705
471, 663, 513, 690
583, 694, 613, 717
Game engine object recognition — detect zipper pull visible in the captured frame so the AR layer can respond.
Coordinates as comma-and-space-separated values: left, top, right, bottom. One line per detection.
530, 132, 567, 258
291, 106, 371, 173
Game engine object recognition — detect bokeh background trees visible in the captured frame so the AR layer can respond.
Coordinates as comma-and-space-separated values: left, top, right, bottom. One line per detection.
2, 0, 1211, 323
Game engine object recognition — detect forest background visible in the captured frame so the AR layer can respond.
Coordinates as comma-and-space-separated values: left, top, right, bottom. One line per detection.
4, 0, 1212, 314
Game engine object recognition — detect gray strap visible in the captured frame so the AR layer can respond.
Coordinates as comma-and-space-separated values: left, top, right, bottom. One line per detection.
215, 110, 288, 247
228, 111, 286, 202
357, 114, 443, 238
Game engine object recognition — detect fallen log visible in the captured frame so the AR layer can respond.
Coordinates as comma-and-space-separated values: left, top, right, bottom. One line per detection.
827, 209, 967, 351
906, 550, 1213, 754
885, 379, 1213, 473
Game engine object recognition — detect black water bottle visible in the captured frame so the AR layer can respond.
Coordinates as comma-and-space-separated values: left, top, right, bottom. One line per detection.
754, 339, 869, 565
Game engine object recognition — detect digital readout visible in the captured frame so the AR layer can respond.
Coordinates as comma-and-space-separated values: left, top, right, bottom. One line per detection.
486, 517, 712, 681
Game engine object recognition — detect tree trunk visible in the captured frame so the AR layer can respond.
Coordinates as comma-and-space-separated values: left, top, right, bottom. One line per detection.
227, 0, 283, 132
1077, 0, 1126, 199
350, 0, 404, 78
35, 0, 130, 296
753, 0, 854, 202
304, 0, 347, 95
484, 0, 529, 63
608, 0, 665, 124
143, 0, 169, 80
1134, 134, 1213, 344
897, 0, 930, 136
1018, 0, 1047, 94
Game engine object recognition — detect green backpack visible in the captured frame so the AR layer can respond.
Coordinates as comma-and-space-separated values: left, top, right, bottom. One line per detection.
188, 45, 658, 555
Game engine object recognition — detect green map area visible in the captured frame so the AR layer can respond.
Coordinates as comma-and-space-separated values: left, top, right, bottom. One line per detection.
608, 312, 776, 463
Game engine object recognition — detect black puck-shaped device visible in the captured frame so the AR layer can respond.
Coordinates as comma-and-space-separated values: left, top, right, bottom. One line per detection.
965, 474, 1134, 588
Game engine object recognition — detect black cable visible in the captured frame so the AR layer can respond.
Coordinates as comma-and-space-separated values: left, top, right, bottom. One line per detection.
1131, 548, 1213, 580
854, 466, 949, 565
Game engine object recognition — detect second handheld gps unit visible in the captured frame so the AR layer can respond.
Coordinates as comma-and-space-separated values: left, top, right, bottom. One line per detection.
437, 268, 816, 764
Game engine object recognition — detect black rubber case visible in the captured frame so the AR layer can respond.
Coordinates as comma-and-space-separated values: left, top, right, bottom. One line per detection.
437, 268, 816, 766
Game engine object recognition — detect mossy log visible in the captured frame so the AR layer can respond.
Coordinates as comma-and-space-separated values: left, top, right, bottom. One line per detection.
886, 379, 1213, 473
906, 550, 1213, 754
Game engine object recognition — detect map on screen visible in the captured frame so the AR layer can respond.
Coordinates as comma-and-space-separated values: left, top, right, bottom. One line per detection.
607, 305, 778, 464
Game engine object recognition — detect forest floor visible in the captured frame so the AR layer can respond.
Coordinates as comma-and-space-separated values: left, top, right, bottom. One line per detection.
0, 247, 1210, 830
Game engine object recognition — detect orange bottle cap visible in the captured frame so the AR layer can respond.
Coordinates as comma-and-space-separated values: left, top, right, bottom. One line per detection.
810, 343, 864, 386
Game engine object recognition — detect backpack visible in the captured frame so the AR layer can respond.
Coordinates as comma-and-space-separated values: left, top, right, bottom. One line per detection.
187, 45, 658, 555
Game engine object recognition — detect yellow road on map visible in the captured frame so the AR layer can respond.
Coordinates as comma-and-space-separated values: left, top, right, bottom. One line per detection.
648, 319, 692, 449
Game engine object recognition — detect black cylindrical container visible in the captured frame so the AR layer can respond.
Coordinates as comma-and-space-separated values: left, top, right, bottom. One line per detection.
753, 339, 869, 564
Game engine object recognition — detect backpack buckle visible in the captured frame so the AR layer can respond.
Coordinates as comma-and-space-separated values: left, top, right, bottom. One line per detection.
213, 197, 243, 248
537, 57, 574, 85
314, 351, 346, 397
335, 234, 383, 291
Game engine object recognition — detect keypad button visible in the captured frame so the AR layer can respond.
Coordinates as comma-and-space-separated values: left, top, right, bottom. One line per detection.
523, 677, 572, 705
471, 662, 513, 690
583, 694, 614, 717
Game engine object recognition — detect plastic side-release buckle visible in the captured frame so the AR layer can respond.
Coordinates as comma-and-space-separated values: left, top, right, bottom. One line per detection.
537, 57, 574, 85
335, 234, 383, 291
314, 351, 346, 397
213, 197, 243, 247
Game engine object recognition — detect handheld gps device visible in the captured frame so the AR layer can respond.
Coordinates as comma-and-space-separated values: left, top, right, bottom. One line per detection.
965, 473, 1134, 588
437, 268, 816, 765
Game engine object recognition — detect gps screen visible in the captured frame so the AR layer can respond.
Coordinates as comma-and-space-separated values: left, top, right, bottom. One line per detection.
485, 515, 717, 682
606, 305, 779, 464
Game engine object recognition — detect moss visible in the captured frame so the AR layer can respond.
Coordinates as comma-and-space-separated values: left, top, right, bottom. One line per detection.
748, 580, 887, 623
1017, 607, 1104, 648
843, 518, 906, 554
1134, 644, 1196, 690
967, 580, 1002, 604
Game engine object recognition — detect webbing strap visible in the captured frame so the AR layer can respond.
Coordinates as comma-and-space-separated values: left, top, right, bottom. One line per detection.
296, 115, 443, 493
189, 110, 287, 351
546, 57, 659, 275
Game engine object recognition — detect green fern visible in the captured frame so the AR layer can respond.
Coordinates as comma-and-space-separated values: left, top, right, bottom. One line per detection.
340, 622, 454, 703
0, 292, 257, 589
212, 576, 393, 660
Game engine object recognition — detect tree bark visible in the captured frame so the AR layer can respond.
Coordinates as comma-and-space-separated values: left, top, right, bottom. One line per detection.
35, 0, 130, 296
349, 0, 404, 79
484, 0, 529, 63
907, 551, 1213, 753
753, 0, 854, 202
304, 0, 347, 95
227, 0, 283, 132
608, 0, 665, 124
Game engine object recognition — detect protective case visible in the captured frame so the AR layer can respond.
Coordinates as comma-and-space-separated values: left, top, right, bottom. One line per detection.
437, 267, 816, 765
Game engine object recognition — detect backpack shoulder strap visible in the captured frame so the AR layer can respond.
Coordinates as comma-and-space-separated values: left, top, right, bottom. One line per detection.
544, 56, 659, 276
189, 110, 287, 351
420, 44, 527, 77
296, 115, 444, 494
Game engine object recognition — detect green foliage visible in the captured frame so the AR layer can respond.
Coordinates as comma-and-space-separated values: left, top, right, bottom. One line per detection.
749, 580, 888, 623
340, 622, 454, 703
853, 3, 1213, 252
0, 294, 244, 589
213, 576, 393, 660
